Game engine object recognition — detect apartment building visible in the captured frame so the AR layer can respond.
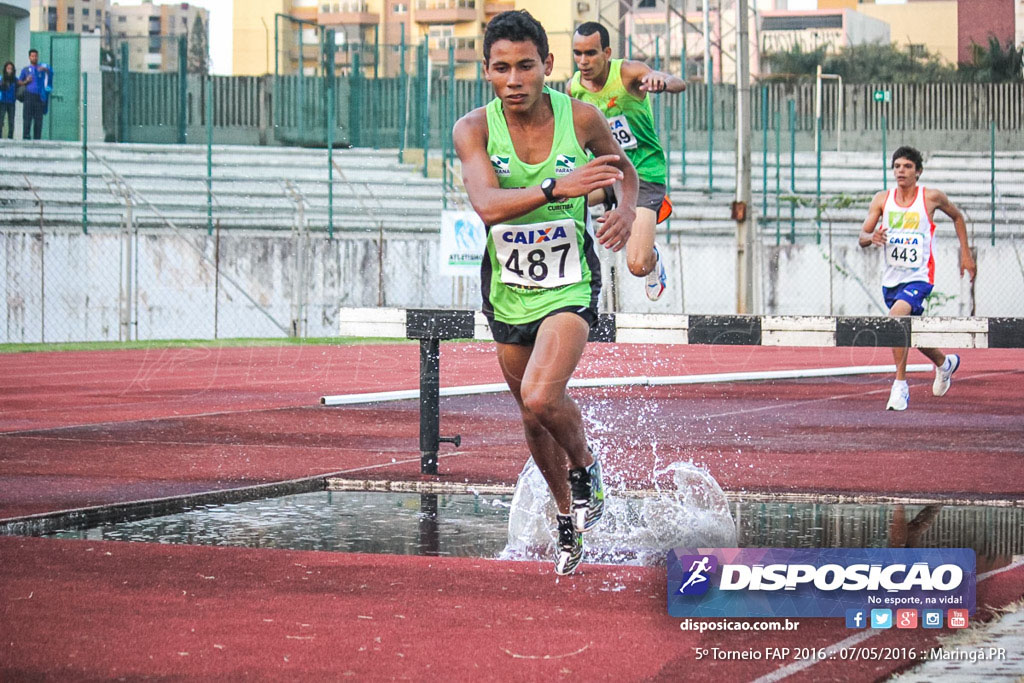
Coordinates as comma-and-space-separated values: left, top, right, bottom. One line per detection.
31, 0, 110, 34
108, 1, 207, 71
233, 0, 600, 78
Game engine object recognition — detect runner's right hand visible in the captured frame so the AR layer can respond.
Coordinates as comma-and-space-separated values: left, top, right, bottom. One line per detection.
872, 226, 887, 246
554, 155, 623, 199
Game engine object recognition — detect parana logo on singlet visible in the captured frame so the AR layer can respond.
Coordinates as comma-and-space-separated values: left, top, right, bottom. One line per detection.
667, 548, 975, 618
554, 154, 576, 175
490, 155, 511, 176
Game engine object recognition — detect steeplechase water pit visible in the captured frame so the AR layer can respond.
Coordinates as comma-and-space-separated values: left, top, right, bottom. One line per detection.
29, 462, 1024, 566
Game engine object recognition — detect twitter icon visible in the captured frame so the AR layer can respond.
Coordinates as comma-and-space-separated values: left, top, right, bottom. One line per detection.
871, 609, 893, 629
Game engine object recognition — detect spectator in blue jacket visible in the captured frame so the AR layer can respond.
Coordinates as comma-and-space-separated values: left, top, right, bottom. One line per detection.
19, 49, 51, 140
0, 62, 16, 139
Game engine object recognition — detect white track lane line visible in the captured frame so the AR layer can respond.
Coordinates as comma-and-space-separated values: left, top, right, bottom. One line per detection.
320, 364, 935, 405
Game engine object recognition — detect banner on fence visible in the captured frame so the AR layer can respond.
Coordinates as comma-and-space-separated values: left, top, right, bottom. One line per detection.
439, 210, 485, 276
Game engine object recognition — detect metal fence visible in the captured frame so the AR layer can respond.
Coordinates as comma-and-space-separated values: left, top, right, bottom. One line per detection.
3, 142, 1022, 344
97, 27, 1024, 153
4, 37, 1024, 343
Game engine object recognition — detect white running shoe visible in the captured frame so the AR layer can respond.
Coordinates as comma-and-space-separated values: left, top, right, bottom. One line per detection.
886, 382, 909, 411
933, 354, 960, 397
645, 246, 667, 301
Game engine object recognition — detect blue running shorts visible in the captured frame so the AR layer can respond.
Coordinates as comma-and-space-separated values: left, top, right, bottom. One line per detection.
883, 281, 933, 316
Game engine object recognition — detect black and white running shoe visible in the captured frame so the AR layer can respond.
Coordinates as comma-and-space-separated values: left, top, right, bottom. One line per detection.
554, 513, 583, 576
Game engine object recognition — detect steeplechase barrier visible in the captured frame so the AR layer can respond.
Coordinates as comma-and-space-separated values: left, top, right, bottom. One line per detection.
326, 308, 1024, 475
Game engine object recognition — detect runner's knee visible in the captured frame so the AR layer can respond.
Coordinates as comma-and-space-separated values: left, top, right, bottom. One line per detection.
626, 251, 654, 277
520, 387, 562, 424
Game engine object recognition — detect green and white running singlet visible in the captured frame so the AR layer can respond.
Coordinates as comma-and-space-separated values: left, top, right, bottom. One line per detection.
482, 88, 601, 325
570, 59, 666, 185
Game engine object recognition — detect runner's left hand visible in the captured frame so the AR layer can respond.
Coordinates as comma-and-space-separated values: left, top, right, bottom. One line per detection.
961, 251, 977, 281
595, 207, 634, 252
639, 73, 666, 93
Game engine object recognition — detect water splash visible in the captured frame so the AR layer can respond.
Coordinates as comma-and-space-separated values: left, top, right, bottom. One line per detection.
500, 457, 737, 566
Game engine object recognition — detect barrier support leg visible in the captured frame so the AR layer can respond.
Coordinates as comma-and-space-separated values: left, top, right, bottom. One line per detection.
419, 338, 441, 475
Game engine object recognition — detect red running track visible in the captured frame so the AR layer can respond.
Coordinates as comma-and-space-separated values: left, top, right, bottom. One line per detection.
1, 535, 1022, 681
2, 344, 1022, 518
1, 344, 1023, 680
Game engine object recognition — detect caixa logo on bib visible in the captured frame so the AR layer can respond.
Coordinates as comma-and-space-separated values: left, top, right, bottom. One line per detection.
500, 225, 568, 244
667, 548, 975, 618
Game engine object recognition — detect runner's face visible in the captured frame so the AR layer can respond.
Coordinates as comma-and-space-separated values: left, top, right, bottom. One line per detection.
572, 32, 610, 80
892, 158, 919, 187
485, 39, 552, 113
29, 52, 38, 65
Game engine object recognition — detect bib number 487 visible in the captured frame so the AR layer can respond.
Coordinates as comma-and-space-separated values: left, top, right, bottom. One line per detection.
492, 219, 582, 288
505, 244, 571, 283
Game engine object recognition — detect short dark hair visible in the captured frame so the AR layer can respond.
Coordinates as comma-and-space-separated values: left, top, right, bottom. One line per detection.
575, 21, 610, 50
892, 145, 923, 171
483, 10, 548, 63
28, 49, 38, 56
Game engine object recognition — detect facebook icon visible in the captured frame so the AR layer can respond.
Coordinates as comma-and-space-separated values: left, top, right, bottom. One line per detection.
845, 609, 867, 629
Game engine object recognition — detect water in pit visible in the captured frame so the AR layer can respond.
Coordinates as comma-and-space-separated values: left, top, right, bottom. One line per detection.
42, 487, 1024, 567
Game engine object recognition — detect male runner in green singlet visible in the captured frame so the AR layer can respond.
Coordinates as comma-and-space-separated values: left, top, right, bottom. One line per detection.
570, 21, 687, 302
453, 10, 639, 575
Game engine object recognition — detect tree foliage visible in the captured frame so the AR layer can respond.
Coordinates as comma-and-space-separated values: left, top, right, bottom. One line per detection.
959, 37, 1024, 82
188, 15, 209, 75
763, 42, 956, 83
763, 39, 1024, 83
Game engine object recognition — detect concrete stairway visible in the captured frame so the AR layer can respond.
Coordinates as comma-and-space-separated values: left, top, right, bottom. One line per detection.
663, 150, 1024, 238
2, 142, 1020, 242
0, 142, 443, 235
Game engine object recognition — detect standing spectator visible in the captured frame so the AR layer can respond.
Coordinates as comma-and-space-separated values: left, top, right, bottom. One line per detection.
0, 62, 16, 138
19, 49, 51, 140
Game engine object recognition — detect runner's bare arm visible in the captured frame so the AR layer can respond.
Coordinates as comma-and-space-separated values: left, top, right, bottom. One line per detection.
928, 188, 977, 281
858, 191, 888, 247
621, 60, 687, 95
572, 100, 638, 252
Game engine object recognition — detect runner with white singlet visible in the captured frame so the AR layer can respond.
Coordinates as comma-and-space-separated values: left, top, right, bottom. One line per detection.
858, 145, 977, 411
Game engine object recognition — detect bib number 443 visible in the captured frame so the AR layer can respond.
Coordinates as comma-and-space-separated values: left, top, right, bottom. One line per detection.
885, 230, 926, 268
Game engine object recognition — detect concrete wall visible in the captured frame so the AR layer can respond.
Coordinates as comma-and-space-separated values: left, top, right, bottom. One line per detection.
843, 9, 890, 47
0, 0, 31, 75
1018, 0, 1024, 50
958, 0, 1016, 63
232, 0, 289, 77
859, 1, 959, 65
3, 228, 1020, 343
80, 31, 102, 143
0, 1, 31, 138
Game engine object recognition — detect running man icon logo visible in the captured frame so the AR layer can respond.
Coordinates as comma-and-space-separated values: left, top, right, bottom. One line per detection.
677, 554, 718, 596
